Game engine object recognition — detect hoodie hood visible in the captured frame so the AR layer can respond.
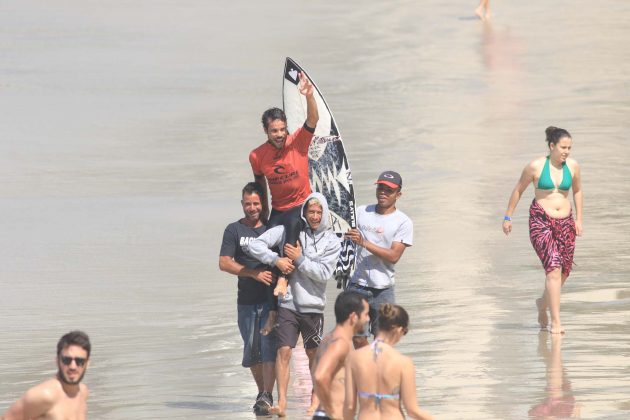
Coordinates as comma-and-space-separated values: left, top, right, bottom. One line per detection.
300, 192, 332, 234
248, 190, 341, 314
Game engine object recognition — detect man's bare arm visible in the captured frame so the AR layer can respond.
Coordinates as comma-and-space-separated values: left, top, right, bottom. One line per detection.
299, 72, 319, 130
254, 174, 270, 223
346, 229, 408, 265
3, 384, 56, 420
313, 339, 349, 418
219, 256, 273, 286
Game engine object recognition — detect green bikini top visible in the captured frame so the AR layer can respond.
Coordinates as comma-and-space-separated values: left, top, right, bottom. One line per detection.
537, 157, 572, 191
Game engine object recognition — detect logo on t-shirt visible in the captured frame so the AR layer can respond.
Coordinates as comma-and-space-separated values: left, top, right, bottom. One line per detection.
360, 224, 384, 235
273, 165, 287, 174
239, 237, 256, 247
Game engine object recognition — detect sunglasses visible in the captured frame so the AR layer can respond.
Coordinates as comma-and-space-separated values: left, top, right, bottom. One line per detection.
60, 356, 87, 367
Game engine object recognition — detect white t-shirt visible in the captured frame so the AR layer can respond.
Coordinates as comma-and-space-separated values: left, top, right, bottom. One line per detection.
350, 204, 413, 289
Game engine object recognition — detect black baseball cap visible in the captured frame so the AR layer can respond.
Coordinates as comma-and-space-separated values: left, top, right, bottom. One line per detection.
375, 171, 402, 189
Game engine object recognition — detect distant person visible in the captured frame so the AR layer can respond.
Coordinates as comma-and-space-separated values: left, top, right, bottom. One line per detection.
249, 71, 319, 298
219, 182, 277, 415
249, 192, 341, 417
475, 0, 491, 20
502, 126, 583, 334
345, 171, 413, 348
2, 331, 91, 420
311, 291, 370, 420
344, 304, 433, 420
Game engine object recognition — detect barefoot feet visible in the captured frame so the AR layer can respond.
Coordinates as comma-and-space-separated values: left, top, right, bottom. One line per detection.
475, 2, 491, 20
547, 324, 565, 335
269, 403, 286, 417
475, 6, 484, 19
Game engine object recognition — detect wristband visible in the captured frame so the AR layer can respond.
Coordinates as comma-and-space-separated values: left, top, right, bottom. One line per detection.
504, 215, 512, 222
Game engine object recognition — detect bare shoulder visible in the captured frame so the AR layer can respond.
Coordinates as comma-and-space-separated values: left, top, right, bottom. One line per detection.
320, 336, 350, 358
401, 354, 415, 368
26, 378, 62, 402
11, 379, 62, 418
566, 157, 580, 171
530, 156, 547, 170
333, 337, 351, 356
348, 345, 369, 364
520, 157, 544, 179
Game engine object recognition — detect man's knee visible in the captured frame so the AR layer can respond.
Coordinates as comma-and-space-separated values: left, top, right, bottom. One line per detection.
305, 347, 317, 361
277, 346, 292, 364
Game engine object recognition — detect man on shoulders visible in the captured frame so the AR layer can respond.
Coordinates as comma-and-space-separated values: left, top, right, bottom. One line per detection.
2, 331, 91, 420
219, 182, 277, 415
249, 72, 319, 296
345, 171, 413, 348
311, 291, 369, 420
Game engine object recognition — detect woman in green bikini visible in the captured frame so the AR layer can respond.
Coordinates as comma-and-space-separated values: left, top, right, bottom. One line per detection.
343, 304, 433, 420
502, 126, 583, 334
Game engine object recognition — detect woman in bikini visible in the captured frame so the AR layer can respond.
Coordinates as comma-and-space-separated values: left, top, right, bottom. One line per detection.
343, 304, 433, 420
502, 126, 583, 334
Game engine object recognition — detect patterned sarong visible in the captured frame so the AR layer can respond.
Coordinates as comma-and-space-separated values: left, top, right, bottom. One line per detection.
529, 199, 576, 276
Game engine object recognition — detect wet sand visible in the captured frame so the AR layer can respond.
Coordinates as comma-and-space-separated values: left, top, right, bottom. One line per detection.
1, 0, 629, 418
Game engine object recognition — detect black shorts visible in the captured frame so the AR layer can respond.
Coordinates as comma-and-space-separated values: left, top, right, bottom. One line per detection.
276, 307, 323, 349
312, 410, 331, 420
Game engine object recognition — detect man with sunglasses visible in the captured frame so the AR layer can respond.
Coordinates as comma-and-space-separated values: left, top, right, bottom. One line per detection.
2, 330, 91, 420
345, 171, 414, 349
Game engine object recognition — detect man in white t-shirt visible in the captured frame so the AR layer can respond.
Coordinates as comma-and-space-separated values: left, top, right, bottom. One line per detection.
345, 170, 413, 348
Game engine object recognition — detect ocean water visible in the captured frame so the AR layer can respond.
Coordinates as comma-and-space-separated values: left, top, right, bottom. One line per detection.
1, 0, 629, 418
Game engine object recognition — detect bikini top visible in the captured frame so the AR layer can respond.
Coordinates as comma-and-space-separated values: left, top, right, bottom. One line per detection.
537, 157, 572, 191
357, 340, 400, 406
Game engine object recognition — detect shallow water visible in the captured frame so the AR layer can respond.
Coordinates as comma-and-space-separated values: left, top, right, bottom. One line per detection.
1, 0, 629, 419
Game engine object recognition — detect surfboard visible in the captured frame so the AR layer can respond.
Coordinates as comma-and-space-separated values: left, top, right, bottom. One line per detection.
282, 57, 356, 289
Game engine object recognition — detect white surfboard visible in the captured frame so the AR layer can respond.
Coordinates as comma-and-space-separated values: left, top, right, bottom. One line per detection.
282, 57, 356, 288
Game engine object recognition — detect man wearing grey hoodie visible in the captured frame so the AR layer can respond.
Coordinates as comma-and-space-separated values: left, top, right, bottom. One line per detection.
248, 192, 341, 417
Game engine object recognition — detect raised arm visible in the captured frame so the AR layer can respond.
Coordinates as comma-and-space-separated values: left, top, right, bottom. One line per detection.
502, 162, 535, 236
299, 71, 319, 130
400, 357, 434, 420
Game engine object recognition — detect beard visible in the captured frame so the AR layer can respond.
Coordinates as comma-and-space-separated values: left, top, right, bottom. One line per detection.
57, 367, 86, 385
355, 322, 368, 336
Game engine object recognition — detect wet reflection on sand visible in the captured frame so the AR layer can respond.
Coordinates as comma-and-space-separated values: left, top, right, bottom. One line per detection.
1, 0, 630, 419
528, 332, 581, 418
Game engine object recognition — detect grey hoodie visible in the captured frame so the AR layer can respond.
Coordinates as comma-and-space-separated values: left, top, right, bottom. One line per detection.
248, 192, 341, 314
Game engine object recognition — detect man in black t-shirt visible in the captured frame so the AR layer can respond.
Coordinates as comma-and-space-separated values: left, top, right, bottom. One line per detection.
219, 182, 278, 415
